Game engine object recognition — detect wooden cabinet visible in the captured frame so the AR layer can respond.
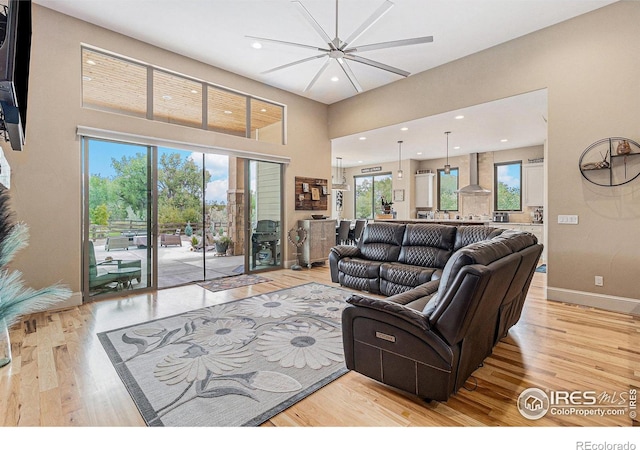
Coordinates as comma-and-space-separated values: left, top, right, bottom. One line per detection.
415, 173, 434, 208
298, 219, 336, 268
523, 163, 544, 206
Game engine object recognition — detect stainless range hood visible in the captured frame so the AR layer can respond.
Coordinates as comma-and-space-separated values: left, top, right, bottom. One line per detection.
456, 153, 491, 195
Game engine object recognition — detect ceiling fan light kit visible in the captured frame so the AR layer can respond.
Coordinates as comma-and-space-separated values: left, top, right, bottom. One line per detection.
248, 0, 433, 93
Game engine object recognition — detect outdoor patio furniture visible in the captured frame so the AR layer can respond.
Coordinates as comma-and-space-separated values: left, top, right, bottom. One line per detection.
161, 234, 182, 247
89, 241, 142, 291
105, 235, 130, 251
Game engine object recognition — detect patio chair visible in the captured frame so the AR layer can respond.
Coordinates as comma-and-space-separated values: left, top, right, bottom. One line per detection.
89, 241, 142, 291
88, 241, 121, 291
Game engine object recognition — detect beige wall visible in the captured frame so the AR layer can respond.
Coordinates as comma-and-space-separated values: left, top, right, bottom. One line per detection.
329, 2, 640, 313
3, 5, 331, 306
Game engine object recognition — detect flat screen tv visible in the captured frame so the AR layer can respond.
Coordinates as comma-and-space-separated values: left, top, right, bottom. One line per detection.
0, 0, 30, 151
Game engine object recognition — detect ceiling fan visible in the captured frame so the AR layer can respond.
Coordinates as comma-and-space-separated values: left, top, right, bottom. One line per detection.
247, 0, 433, 93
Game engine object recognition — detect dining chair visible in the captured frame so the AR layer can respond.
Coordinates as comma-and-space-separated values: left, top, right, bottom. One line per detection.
337, 220, 352, 245
352, 219, 366, 244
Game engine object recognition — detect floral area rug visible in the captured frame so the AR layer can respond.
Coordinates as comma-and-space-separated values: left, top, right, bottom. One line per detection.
97, 282, 352, 426
198, 274, 271, 293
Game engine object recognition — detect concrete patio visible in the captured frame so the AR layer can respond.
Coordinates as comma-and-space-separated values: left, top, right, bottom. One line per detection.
93, 236, 248, 290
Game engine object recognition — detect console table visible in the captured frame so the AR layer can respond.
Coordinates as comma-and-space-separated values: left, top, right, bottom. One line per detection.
298, 219, 335, 268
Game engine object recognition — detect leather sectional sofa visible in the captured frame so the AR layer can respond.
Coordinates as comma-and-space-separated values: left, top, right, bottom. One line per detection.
330, 222, 543, 401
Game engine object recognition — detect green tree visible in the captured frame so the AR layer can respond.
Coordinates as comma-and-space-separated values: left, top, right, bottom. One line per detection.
91, 203, 110, 225
157, 152, 211, 226
439, 170, 459, 211
111, 153, 149, 220
496, 182, 521, 210
88, 175, 120, 220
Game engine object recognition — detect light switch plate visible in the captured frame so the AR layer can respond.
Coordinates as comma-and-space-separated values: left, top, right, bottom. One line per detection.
558, 214, 578, 224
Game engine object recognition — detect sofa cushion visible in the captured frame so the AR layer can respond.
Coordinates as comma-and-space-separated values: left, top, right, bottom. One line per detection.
454, 225, 504, 250
337, 258, 385, 294
398, 224, 456, 268
380, 262, 440, 296
357, 222, 406, 262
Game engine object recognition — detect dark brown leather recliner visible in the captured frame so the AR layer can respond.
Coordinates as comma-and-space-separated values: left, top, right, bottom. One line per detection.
341, 230, 543, 401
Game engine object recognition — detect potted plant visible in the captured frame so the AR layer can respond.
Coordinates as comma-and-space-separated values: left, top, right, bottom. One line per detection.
381, 197, 393, 214
215, 235, 232, 254
0, 187, 71, 367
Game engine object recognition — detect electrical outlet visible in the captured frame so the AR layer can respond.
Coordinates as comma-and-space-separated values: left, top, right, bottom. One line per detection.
558, 215, 579, 224
595, 276, 603, 286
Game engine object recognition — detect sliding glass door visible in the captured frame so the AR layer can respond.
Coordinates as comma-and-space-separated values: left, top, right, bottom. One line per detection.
354, 173, 392, 219
82, 137, 283, 300
82, 138, 152, 299
245, 160, 283, 272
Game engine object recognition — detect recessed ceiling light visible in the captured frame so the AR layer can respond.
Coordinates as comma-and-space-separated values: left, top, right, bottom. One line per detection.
162, 95, 172, 100
358, 160, 363, 163
190, 89, 198, 94
86, 60, 96, 66
359, 136, 366, 140
455, 115, 464, 119
417, 152, 423, 155
251, 42, 262, 49
501, 139, 508, 142
331, 76, 339, 82
82, 76, 92, 81
224, 110, 233, 114
400, 127, 408, 131
454, 146, 460, 150
260, 108, 267, 112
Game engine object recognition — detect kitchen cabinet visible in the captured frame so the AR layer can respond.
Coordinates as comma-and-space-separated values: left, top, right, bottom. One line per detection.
415, 173, 434, 208
298, 219, 336, 268
523, 163, 544, 206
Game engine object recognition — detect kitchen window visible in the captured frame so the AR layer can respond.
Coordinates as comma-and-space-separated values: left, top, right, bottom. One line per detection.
437, 168, 459, 211
494, 161, 522, 211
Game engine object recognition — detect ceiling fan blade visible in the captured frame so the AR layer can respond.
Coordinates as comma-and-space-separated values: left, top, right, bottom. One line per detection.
261, 54, 327, 75
292, 1, 337, 50
343, 54, 410, 77
345, 36, 434, 53
246, 35, 326, 52
337, 59, 363, 93
340, 0, 394, 50
304, 58, 332, 92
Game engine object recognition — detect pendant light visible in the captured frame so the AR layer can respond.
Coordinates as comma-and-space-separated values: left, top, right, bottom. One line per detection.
397, 140, 404, 179
332, 156, 350, 191
444, 131, 451, 174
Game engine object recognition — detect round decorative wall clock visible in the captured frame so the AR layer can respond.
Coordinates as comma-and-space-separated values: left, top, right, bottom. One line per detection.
579, 137, 640, 186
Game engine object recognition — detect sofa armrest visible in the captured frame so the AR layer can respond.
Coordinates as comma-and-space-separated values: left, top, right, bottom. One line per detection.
330, 245, 361, 258
346, 294, 431, 332
329, 245, 362, 282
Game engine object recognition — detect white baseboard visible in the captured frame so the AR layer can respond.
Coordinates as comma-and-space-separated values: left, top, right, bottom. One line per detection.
546, 287, 640, 316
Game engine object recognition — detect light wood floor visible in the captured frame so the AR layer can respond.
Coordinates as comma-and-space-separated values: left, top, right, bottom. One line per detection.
0, 267, 638, 427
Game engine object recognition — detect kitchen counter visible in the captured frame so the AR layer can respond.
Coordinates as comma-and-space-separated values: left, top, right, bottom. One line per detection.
374, 218, 492, 225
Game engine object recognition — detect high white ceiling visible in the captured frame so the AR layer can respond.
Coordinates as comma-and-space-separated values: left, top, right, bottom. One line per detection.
34, 0, 615, 165
332, 88, 548, 167
36, 0, 616, 105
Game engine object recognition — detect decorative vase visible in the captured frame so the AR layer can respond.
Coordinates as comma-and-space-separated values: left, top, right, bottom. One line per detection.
0, 318, 11, 368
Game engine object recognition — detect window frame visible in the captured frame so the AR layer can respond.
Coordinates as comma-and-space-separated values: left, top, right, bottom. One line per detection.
81, 45, 286, 144
437, 167, 459, 212
494, 160, 523, 212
